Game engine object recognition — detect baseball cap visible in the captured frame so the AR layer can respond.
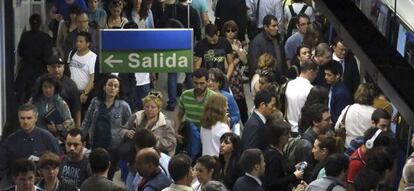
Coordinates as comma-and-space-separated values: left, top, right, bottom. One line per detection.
47, 55, 67, 65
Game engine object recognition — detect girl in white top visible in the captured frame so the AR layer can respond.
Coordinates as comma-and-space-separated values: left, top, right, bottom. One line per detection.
200, 94, 231, 156
335, 83, 377, 148
105, 0, 128, 29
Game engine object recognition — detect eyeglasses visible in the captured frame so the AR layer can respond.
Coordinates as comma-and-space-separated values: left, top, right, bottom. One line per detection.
149, 91, 162, 99
226, 29, 237, 33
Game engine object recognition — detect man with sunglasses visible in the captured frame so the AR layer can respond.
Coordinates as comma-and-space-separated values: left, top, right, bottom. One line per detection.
194, 24, 234, 80
0, 104, 62, 186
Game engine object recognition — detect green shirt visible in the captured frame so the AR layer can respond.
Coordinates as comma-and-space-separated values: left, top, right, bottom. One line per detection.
178, 88, 215, 127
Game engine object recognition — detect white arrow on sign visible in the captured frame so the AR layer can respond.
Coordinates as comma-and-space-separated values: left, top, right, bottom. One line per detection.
104, 55, 123, 68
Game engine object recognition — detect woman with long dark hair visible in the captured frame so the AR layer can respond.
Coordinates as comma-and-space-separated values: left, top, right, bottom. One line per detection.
30, 74, 73, 141
218, 132, 243, 189
82, 74, 132, 180
126, 0, 154, 28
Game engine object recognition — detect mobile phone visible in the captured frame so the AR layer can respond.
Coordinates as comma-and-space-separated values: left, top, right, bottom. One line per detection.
298, 161, 308, 171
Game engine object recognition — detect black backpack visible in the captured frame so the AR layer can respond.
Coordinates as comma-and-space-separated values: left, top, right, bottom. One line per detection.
286, 5, 308, 37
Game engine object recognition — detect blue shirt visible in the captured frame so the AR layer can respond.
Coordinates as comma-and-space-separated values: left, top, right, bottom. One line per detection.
0, 127, 62, 178
221, 90, 241, 128
284, 32, 303, 60
88, 8, 107, 29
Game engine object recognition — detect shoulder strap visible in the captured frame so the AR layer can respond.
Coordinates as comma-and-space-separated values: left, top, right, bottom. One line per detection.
159, 164, 168, 176
288, 5, 295, 16
340, 105, 352, 125
299, 5, 308, 14
325, 177, 344, 191
68, 49, 76, 63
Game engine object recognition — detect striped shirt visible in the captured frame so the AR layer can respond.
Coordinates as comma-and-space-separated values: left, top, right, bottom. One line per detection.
178, 88, 215, 127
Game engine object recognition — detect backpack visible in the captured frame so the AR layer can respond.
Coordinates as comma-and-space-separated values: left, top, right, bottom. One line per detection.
276, 77, 291, 118
325, 176, 346, 191
286, 4, 308, 37
283, 131, 315, 164
283, 135, 301, 164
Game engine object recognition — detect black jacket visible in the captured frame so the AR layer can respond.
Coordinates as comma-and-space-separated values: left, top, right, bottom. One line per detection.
241, 112, 267, 151
233, 175, 264, 191
262, 148, 298, 191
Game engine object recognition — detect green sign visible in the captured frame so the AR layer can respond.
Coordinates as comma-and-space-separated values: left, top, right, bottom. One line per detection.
100, 29, 193, 73
102, 50, 193, 73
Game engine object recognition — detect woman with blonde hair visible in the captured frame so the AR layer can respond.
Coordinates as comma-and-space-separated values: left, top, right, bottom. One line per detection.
251, 53, 276, 96
200, 94, 231, 156
126, 91, 176, 156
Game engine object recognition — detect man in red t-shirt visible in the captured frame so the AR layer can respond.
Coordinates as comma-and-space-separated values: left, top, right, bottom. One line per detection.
346, 128, 395, 190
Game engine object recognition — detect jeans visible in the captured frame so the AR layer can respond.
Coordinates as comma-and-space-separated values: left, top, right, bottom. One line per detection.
135, 83, 151, 111
167, 73, 177, 107
185, 122, 201, 161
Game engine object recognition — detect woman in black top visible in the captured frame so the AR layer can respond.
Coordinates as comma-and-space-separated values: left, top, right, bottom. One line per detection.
262, 120, 304, 191
218, 132, 243, 189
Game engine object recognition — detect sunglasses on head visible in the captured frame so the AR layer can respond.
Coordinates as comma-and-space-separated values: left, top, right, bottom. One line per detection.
149, 91, 162, 99
112, 0, 122, 6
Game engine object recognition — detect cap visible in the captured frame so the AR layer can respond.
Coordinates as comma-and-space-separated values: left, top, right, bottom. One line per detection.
47, 55, 67, 65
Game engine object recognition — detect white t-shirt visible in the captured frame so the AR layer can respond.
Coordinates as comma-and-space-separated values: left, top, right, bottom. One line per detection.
284, 2, 315, 23
285, 76, 313, 132
135, 73, 151, 86
201, 121, 230, 156
191, 180, 203, 191
334, 104, 376, 147
69, 50, 96, 90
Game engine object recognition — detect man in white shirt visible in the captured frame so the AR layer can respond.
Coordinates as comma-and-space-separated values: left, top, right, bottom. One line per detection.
284, 0, 315, 26
68, 31, 96, 106
285, 60, 318, 136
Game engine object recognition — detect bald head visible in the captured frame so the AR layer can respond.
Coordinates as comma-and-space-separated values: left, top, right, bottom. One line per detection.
136, 148, 160, 165
135, 148, 160, 177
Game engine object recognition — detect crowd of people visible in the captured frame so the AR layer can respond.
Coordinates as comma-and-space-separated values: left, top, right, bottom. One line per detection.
1, 0, 413, 190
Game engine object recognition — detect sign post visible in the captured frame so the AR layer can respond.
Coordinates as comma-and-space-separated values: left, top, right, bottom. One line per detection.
100, 29, 193, 73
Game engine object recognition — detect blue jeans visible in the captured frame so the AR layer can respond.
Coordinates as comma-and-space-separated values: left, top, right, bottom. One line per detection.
185, 122, 201, 161
167, 73, 177, 107
135, 84, 151, 111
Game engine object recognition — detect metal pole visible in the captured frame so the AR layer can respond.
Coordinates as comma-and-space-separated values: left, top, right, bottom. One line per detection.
187, 0, 191, 28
